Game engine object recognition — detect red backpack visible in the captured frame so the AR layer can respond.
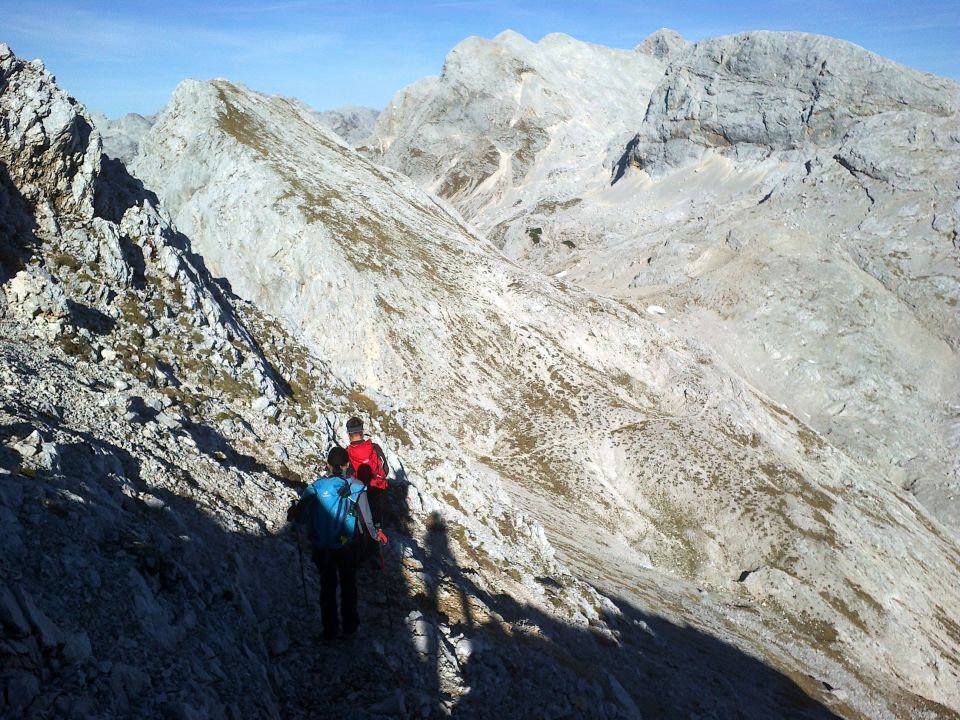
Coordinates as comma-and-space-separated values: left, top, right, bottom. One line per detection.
347, 440, 388, 490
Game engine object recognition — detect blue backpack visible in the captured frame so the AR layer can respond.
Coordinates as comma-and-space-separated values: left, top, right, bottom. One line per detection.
299, 476, 363, 550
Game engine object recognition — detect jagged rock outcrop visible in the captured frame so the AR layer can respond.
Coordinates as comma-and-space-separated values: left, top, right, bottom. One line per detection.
636, 27, 692, 61
1, 41, 293, 717
130, 67, 960, 717
313, 104, 380, 146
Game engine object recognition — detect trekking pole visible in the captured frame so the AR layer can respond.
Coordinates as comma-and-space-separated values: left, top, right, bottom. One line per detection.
295, 530, 310, 611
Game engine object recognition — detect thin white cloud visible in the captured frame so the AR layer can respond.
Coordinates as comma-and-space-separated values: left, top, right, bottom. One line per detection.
3, 2, 340, 63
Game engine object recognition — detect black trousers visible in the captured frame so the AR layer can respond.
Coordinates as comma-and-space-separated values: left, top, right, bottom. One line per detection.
313, 545, 359, 639
367, 487, 385, 527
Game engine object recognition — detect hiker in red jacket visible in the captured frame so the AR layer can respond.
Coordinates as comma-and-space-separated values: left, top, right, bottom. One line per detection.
345, 416, 389, 528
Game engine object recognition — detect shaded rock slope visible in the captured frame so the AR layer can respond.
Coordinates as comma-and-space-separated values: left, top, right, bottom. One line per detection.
365, 29, 960, 533
127, 50, 960, 719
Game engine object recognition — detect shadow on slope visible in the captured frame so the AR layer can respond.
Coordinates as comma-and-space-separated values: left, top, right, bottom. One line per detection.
415, 518, 845, 720
0, 161, 41, 283
1, 391, 851, 719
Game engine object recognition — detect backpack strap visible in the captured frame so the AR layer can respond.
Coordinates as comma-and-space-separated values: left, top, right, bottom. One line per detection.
354, 485, 378, 540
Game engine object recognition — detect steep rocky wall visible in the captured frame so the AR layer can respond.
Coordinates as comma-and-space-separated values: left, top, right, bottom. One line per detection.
626, 31, 960, 176
313, 104, 380, 146
366, 30, 667, 227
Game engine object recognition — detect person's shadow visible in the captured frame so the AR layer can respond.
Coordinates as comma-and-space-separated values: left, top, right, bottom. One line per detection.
413, 513, 843, 720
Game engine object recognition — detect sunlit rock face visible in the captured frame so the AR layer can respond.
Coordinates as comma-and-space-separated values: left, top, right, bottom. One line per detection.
89, 111, 157, 165
365, 30, 668, 232
365, 28, 960, 536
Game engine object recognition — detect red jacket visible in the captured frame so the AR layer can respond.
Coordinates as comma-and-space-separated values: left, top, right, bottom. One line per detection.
347, 439, 389, 490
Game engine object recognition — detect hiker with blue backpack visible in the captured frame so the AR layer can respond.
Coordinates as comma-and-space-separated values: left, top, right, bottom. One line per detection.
288, 446, 388, 641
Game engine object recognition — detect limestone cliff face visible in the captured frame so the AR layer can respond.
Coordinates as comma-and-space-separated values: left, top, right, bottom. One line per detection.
627, 31, 960, 175
313, 104, 380, 146
130, 62, 960, 716
89, 111, 156, 165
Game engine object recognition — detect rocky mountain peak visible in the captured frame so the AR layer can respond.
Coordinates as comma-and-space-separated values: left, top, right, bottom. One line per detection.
89, 111, 157, 164
367, 29, 666, 227
636, 27, 691, 60
490, 28, 532, 45
1, 43, 98, 223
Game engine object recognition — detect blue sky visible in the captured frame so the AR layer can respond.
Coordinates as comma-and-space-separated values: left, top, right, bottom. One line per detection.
2, 1, 958, 117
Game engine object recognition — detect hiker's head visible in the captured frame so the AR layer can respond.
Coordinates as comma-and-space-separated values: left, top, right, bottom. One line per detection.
327, 446, 349, 473
356, 464, 373, 485
346, 416, 364, 441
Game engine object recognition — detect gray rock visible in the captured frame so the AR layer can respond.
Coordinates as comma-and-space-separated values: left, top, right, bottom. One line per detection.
454, 636, 474, 664
0, 583, 32, 638
636, 28, 692, 61
36, 442, 61, 472
627, 31, 960, 176
4, 670, 40, 709
313, 104, 380, 146
0, 480, 24, 510
10, 429, 41, 458
145, 397, 164, 412
5, 269, 70, 320
368, 689, 406, 716
109, 663, 150, 702
14, 587, 63, 649
267, 628, 289, 657
62, 631, 92, 664
603, 671, 641, 720
155, 411, 183, 430
142, 494, 166, 510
